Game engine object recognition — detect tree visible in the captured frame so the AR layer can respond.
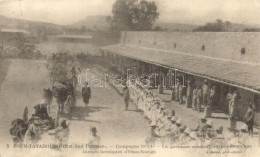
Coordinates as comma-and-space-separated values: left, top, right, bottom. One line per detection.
109, 0, 159, 31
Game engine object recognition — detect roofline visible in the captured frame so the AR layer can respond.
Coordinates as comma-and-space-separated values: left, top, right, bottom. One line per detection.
101, 47, 260, 94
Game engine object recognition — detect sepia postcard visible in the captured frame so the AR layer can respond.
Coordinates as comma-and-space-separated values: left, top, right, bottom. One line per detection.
0, 0, 260, 157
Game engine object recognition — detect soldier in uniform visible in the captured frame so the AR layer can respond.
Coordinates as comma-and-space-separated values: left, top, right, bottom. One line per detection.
229, 90, 241, 118
145, 122, 160, 146
178, 127, 192, 146
186, 79, 194, 108
192, 85, 198, 110
174, 79, 180, 102
196, 85, 202, 112
193, 116, 207, 139
178, 80, 184, 104
202, 79, 210, 107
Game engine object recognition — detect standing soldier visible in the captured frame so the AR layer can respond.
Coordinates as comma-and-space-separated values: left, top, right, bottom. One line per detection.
174, 79, 180, 102
243, 103, 255, 137
123, 86, 130, 110
230, 90, 241, 118
209, 86, 216, 108
192, 85, 198, 110
227, 87, 233, 116
196, 85, 202, 112
202, 79, 210, 107
178, 80, 184, 104
82, 82, 91, 106
186, 79, 193, 108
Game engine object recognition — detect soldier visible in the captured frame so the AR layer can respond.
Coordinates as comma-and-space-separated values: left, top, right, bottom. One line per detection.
192, 85, 198, 110
123, 86, 130, 110
55, 119, 70, 145
178, 80, 184, 104
189, 131, 201, 146
196, 85, 202, 112
165, 116, 178, 135
209, 86, 216, 108
243, 103, 255, 136
186, 79, 194, 108
171, 125, 186, 145
87, 127, 101, 147
204, 120, 215, 146
82, 82, 91, 106
226, 87, 233, 115
174, 79, 180, 102
230, 90, 241, 118
202, 79, 210, 107
145, 122, 160, 146
178, 127, 192, 145
238, 124, 250, 146
194, 116, 207, 139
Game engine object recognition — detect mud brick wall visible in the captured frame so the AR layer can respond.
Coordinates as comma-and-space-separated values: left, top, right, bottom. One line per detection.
121, 31, 260, 64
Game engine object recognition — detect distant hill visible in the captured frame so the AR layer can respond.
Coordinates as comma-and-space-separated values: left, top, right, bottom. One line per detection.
71, 15, 110, 31
0, 15, 63, 37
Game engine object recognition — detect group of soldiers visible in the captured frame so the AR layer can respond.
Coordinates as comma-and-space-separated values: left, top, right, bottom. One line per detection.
172, 79, 218, 112
172, 78, 241, 118
128, 81, 250, 155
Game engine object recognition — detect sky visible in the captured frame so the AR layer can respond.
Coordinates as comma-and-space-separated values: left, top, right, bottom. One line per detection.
0, 0, 260, 25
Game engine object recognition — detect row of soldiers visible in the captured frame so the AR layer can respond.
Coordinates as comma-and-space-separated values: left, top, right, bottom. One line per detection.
128, 81, 250, 155
172, 78, 241, 118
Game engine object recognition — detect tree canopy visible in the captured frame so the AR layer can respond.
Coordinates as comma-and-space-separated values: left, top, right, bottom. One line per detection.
108, 0, 159, 31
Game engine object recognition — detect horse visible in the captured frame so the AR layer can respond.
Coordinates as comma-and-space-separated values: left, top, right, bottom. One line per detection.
43, 88, 53, 113
9, 119, 28, 144
52, 82, 74, 113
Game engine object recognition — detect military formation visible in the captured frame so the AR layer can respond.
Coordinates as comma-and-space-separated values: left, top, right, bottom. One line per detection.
128, 81, 252, 156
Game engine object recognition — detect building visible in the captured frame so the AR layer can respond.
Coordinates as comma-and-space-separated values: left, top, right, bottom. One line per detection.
54, 34, 93, 43
101, 31, 260, 126
0, 28, 30, 55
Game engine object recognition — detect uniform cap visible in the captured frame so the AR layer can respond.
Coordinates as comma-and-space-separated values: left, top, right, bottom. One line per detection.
180, 125, 187, 130
184, 127, 191, 134
216, 126, 224, 132
190, 131, 197, 139
150, 121, 157, 127
171, 116, 178, 122
240, 124, 248, 131
206, 120, 213, 126
200, 115, 206, 120
176, 118, 183, 124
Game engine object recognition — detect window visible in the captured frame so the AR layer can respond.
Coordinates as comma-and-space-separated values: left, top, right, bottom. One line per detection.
241, 48, 246, 55
202, 45, 205, 51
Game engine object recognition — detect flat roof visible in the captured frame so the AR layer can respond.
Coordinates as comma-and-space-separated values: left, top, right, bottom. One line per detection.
56, 35, 93, 39
102, 44, 260, 93
0, 29, 30, 34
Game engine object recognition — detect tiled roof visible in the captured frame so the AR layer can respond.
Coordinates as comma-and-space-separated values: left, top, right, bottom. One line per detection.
102, 44, 260, 92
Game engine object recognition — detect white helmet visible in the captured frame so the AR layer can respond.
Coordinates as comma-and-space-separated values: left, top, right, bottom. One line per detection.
190, 131, 197, 139
171, 116, 178, 122
206, 120, 213, 126
176, 118, 183, 124
240, 123, 248, 131
150, 121, 157, 127
184, 127, 191, 134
